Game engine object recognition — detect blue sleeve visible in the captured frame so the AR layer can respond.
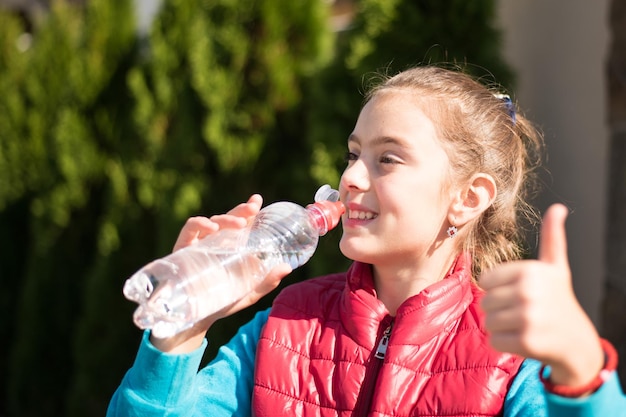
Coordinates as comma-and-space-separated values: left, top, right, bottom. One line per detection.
505, 359, 626, 417
106, 309, 270, 417
544, 367, 626, 416
504, 359, 548, 416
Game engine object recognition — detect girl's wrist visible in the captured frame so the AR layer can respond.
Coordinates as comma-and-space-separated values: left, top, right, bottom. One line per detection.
539, 338, 618, 398
150, 319, 214, 353
151, 332, 206, 353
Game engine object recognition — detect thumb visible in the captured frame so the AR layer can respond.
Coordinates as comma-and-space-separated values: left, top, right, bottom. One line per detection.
538, 203, 570, 267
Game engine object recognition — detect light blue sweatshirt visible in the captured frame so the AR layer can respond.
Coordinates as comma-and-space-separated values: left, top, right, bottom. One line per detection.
107, 309, 626, 417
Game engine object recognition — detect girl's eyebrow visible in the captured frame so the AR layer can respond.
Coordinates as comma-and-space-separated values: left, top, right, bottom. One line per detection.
348, 133, 408, 148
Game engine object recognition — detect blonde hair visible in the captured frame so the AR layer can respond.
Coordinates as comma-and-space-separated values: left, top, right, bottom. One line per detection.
365, 65, 544, 279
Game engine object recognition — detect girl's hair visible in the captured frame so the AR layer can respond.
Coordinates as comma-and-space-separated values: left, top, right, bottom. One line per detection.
365, 65, 545, 280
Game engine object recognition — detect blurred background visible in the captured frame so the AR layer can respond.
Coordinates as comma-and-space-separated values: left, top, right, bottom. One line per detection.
0, 0, 623, 415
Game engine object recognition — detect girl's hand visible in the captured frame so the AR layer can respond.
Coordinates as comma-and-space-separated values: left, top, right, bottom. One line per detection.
480, 204, 604, 391
173, 194, 263, 252
151, 194, 292, 353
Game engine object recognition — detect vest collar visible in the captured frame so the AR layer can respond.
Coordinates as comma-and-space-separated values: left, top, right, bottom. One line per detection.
341, 253, 476, 347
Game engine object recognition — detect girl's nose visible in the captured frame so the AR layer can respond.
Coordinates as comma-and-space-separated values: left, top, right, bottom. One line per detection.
340, 159, 370, 192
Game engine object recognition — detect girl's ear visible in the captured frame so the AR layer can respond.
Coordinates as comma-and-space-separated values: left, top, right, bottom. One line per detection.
448, 173, 497, 227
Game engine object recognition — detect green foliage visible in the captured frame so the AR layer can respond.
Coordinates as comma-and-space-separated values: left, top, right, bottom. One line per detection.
0, 0, 137, 415
347, 0, 512, 78
0, 0, 513, 415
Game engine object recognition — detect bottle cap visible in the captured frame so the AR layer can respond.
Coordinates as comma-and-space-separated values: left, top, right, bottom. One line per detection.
306, 199, 345, 236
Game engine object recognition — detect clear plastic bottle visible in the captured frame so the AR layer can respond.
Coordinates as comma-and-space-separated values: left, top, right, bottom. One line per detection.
123, 185, 345, 338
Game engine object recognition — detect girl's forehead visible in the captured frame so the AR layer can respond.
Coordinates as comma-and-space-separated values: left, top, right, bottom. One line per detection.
368, 89, 439, 115
353, 95, 444, 150
371, 89, 446, 131
363, 91, 439, 124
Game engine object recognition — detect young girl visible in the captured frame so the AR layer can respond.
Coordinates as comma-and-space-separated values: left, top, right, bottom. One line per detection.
107, 65, 624, 416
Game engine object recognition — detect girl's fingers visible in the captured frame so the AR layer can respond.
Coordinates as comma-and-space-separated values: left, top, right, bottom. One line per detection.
538, 203, 570, 269
207, 214, 248, 229
226, 194, 263, 217
217, 263, 292, 319
172, 195, 263, 252
480, 283, 521, 313
173, 216, 219, 252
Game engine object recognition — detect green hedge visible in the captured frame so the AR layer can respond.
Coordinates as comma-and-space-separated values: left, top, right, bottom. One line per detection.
0, 0, 512, 415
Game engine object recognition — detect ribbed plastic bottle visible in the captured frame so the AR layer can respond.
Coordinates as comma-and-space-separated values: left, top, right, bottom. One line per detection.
123, 185, 345, 338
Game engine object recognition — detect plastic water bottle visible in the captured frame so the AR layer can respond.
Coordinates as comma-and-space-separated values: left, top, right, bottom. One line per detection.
123, 184, 345, 338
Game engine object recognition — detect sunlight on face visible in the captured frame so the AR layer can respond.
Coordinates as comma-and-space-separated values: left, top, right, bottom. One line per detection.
339, 90, 454, 267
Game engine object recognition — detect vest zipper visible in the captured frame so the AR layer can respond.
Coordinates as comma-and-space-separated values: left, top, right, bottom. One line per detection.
352, 316, 394, 417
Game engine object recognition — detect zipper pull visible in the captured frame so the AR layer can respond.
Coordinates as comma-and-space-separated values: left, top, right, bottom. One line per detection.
374, 325, 392, 359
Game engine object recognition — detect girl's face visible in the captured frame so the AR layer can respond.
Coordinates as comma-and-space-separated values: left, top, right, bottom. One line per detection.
339, 90, 456, 267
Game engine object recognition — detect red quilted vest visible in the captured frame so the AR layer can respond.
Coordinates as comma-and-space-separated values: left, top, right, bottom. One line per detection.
253, 254, 524, 416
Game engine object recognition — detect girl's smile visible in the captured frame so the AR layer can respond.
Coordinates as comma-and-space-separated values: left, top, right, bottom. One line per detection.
344, 202, 378, 225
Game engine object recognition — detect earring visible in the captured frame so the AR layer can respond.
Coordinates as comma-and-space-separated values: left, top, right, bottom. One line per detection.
446, 225, 458, 239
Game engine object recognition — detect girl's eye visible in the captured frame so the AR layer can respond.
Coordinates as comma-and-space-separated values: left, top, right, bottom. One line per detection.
344, 151, 358, 162
379, 155, 398, 164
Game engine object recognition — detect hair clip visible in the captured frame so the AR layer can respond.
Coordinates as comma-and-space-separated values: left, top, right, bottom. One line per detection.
494, 93, 516, 125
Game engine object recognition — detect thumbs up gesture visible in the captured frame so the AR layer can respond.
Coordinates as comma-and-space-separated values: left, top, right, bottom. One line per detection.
480, 203, 604, 388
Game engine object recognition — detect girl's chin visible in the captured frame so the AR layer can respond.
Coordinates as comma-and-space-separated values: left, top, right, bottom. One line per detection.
339, 239, 373, 263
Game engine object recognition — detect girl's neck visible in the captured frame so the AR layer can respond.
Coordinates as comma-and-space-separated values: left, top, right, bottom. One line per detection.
372, 251, 459, 316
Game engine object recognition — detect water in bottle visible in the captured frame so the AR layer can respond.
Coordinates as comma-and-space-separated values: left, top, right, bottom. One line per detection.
123, 185, 345, 338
